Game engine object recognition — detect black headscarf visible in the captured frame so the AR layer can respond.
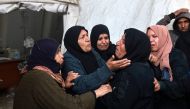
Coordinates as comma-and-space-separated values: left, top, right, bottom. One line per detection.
64, 26, 99, 74
27, 38, 60, 73
90, 24, 116, 61
123, 28, 151, 63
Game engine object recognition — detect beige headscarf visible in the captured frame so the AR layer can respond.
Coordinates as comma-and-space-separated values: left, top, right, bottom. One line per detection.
148, 25, 173, 81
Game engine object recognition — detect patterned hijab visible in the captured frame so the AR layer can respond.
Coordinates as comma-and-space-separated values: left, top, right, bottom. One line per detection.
90, 24, 116, 61
148, 25, 173, 81
123, 28, 151, 63
27, 38, 61, 73
64, 26, 99, 74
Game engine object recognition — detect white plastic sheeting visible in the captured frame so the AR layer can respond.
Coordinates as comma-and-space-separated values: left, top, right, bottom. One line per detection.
0, 2, 69, 13
61, 4, 79, 53
0, 0, 79, 13
0, 4, 19, 13
76, 0, 190, 43
0, 0, 79, 53
0, 0, 78, 4
0, 0, 189, 51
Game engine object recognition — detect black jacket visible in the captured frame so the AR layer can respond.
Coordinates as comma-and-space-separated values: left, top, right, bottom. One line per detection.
101, 62, 154, 109
150, 48, 189, 109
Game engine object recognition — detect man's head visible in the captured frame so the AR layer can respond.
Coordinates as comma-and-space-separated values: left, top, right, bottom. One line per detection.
173, 12, 190, 32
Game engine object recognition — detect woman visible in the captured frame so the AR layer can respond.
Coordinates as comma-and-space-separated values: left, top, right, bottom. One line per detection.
13, 38, 112, 109
61, 25, 116, 94
90, 24, 131, 72
90, 24, 116, 61
90, 24, 131, 109
147, 25, 189, 109
101, 28, 154, 109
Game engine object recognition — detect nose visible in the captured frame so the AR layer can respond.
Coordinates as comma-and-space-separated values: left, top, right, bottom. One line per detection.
86, 36, 90, 42
102, 39, 106, 43
181, 23, 185, 28
149, 36, 154, 42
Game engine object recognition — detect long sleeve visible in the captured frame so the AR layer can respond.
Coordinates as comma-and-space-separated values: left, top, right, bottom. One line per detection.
14, 70, 96, 109
157, 13, 175, 25
62, 51, 112, 94
33, 71, 96, 109
101, 63, 154, 109
157, 49, 189, 99
102, 72, 139, 109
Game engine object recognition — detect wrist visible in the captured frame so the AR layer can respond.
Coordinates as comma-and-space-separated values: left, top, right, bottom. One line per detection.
93, 90, 98, 98
168, 13, 175, 19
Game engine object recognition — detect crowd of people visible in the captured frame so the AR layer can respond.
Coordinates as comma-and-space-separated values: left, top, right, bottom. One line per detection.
13, 8, 190, 109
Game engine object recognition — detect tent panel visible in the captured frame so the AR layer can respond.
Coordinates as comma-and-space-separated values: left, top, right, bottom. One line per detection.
0, 0, 79, 5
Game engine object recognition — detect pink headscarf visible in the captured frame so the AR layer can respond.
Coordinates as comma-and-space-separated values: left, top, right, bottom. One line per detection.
148, 25, 173, 81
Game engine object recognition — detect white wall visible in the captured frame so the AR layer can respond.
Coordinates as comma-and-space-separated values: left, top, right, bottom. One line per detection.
76, 0, 190, 44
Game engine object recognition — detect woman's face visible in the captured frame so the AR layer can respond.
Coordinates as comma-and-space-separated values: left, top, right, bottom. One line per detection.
115, 35, 127, 59
97, 34, 110, 51
78, 29, 92, 52
54, 49, 64, 65
147, 29, 159, 52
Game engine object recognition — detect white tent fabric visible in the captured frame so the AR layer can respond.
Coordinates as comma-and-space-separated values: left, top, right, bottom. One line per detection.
0, 0, 189, 52
0, 4, 19, 13
0, 2, 75, 13
76, 0, 190, 44
0, 0, 79, 53
0, 0, 78, 4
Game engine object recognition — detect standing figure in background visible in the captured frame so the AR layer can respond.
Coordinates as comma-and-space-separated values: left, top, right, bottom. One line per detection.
157, 8, 190, 70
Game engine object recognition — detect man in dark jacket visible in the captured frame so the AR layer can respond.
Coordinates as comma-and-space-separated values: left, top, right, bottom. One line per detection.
157, 8, 190, 70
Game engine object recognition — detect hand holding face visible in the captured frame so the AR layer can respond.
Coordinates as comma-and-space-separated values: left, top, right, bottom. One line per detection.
106, 55, 131, 71
149, 54, 158, 64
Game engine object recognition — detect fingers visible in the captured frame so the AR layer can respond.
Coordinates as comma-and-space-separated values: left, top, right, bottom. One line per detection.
107, 57, 131, 71
115, 58, 131, 65
99, 84, 112, 93
179, 8, 189, 12
149, 54, 157, 64
149, 54, 155, 62
65, 82, 75, 88
153, 78, 160, 92
119, 61, 131, 68
111, 55, 115, 60
149, 54, 153, 61
107, 55, 115, 62
67, 71, 80, 80
95, 84, 112, 98
174, 8, 189, 16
